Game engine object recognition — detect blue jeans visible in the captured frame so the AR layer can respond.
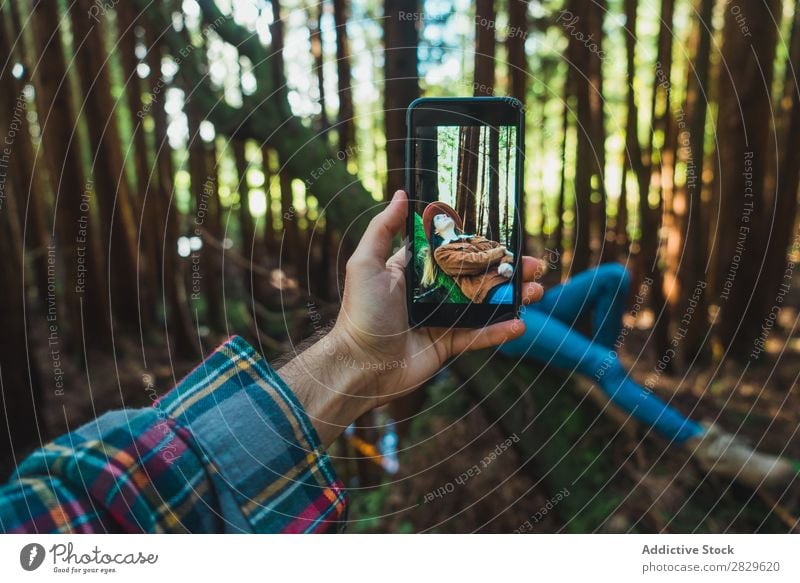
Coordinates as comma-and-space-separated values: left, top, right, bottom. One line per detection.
488, 264, 704, 444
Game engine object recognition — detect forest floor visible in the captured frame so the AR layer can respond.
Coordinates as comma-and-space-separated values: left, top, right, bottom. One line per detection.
28, 266, 800, 533
340, 269, 800, 533
339, 311, 800, 533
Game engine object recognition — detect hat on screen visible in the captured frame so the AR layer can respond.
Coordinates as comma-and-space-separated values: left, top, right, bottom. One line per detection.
422, 201, 463, 245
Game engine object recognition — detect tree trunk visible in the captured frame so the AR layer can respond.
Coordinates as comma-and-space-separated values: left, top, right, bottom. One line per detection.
474, 0, 495, 95
713, 0, 782, 359
186, 102, 224, 332
261, 144, 276, 257
269, 0, 306, 276
3, 0, 51, 306
278, 159, 301, 273
233, 139, 255, 272
751, 3, 800, 359
72, 0, 145, 334
585, 0, 608, 259
487, 126, 501, 239
569, 58, 592, 274
506, 0, 527, 100
384, 0, 421, 199
116, 0, 159, 329
31, 0, 110, 349
670, 0, 714, 365
456, 126, 479, 232
308, 1, 330, 134
628, 0, 673, 365
507, 0, 527, 252
564, 0, 597, 274
553, 89, 570, 273
0, 5, 45, 474
145, 30, 196, 359
620, 0, 642, 257
333, 0, 355, 159
616, 156, 629, 255
0, 178, 44, 477
617, 0, 632, 261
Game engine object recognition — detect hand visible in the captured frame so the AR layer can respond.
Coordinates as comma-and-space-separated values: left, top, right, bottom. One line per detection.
498, 262, 513, 278
279, 190, 544, 447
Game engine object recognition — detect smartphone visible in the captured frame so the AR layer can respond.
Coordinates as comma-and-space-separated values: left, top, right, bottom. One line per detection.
405, 97, 524, 328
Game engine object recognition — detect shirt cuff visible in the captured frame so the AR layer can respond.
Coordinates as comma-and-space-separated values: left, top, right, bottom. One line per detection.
157, 335, 348, 533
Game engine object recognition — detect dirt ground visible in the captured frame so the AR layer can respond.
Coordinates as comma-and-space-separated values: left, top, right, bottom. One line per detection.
29, 271, 800, 533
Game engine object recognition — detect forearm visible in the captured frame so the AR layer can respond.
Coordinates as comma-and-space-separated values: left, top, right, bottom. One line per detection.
1, 336, 348, 533
278, 329, 377, 448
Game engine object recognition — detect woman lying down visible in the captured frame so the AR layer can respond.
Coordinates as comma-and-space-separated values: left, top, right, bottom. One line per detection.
418, 201, 797, 489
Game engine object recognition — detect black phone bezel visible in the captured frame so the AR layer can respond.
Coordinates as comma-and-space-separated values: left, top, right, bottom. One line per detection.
405, 97, 525, 329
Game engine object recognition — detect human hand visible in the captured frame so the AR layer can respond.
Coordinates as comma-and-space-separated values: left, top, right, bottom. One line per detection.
498, 263, 513, 278
332, 191, 543, 413
279, 190, 544, 447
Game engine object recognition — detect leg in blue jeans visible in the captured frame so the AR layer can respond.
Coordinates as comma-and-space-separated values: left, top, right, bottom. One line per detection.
488, 264, 704, 444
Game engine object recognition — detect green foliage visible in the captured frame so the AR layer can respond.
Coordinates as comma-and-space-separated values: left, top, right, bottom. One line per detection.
413, 212, 469, 303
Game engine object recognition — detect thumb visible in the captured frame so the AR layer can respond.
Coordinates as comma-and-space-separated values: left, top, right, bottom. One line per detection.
350, 189, 408, 266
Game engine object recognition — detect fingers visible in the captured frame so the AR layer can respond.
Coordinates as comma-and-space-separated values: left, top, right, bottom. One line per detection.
449, 319, 526, 354
521, 256, 546, 280
522, 281, 544, 305
386, 245, 406, 268
350, 189, 408, 267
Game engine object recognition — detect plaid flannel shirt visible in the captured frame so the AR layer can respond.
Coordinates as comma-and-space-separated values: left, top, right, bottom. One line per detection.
0, 336, 348, 533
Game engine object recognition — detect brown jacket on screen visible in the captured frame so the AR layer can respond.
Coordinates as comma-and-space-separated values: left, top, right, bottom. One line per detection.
433, 235, 513, 303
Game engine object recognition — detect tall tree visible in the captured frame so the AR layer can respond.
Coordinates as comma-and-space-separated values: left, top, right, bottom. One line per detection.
0, 178, 43, 476
72, 0, 145, 333
474, 0, 496, 95
333, 0, 355, 158
233, 139, 255, 273
4, 0, 51, 305
455, 126, 479, 232
713, 0, 782, 358
669, 0, 715, 364
31, 0, 109, 347
269, 0, 302, 273
626, 0, 674, 363
0, 2, 44, 474
185, 101, 224, 332
308, 1, 330, 134
384, 0, 421, 199
753, 3, 800, 358
507, 0, 527, 252
620, 0, 643, 256
261, 144, 276, 256
564, 0, 603, 273
144, 29, 196, 359
487, 126, 501, 238
552, 83, 571, 270
116, 0, 159, 329
455, 0, 497, 234
585, 0, 608, 257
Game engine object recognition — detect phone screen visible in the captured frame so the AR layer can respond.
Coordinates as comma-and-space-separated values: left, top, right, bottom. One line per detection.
406, 98, 523, 327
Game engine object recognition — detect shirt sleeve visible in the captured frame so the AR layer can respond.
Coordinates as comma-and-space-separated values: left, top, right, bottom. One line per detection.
0, 336, 348, 534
